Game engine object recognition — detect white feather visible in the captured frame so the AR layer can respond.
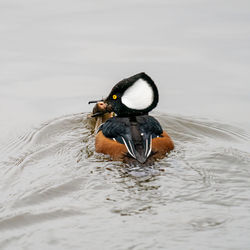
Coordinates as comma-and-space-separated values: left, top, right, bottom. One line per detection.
121, 137, 136, 159
146, 135, 152, 158
121, 79, 154, 110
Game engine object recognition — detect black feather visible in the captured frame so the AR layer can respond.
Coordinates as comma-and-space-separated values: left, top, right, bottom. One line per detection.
99, 115, 163, 163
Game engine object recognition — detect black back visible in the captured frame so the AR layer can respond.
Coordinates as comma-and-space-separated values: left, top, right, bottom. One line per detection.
99, 115, 163, 163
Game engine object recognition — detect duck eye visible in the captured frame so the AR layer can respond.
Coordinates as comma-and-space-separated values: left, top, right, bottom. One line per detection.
112, 94, 117, 100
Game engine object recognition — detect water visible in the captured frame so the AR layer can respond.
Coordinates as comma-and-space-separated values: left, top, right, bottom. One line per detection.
0, 0, 250, 249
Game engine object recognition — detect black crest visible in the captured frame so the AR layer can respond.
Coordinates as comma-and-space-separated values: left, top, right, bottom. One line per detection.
105, 72, 159, 117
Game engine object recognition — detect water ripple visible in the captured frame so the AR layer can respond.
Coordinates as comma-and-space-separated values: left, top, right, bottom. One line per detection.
0, 112, 250, 249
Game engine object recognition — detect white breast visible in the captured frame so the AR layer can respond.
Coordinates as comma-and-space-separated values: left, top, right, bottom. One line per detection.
121, 79, 154, 110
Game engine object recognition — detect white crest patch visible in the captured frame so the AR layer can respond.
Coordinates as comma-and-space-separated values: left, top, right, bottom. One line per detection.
121, 79, 154, 110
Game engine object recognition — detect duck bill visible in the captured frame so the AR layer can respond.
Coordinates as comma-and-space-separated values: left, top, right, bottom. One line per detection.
88, 99, 104, 104
91, 112, 105, 117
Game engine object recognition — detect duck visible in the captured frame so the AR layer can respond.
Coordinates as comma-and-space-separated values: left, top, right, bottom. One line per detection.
89, 72, 174, 165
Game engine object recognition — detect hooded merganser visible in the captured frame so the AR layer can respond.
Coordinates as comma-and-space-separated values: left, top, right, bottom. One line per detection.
90, 72, 174, 165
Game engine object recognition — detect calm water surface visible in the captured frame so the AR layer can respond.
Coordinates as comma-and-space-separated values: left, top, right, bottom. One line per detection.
0, 0, 250, 249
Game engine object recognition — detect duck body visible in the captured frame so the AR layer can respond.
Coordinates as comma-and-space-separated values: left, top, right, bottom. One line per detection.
90, 72, 174, 165
95, 115, 174, 165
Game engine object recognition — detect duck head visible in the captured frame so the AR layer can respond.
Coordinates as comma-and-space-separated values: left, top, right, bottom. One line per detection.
105, 72, 159, 117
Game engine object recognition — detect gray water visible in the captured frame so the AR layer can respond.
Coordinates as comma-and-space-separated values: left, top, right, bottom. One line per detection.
0, 0, 250, 249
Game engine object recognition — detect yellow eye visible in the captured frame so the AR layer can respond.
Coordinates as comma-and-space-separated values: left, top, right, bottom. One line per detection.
113, 94, 117, 100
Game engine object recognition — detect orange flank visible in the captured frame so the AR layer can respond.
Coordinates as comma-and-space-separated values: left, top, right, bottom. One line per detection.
152, 131, 174, 159
95, 130, 174, 162
95, 131, 127, 161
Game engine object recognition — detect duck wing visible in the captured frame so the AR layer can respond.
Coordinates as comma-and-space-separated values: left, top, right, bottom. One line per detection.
136, 115, 163, 159
99, 116, 163, 163
99, 117, 137, 160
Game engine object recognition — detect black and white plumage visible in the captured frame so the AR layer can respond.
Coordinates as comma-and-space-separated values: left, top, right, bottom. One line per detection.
105, 72, 159, 117
98, 115, 163, 163
93, 72, 174, 165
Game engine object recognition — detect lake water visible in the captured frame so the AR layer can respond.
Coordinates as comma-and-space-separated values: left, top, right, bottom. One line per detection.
0, 0, 250, 249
